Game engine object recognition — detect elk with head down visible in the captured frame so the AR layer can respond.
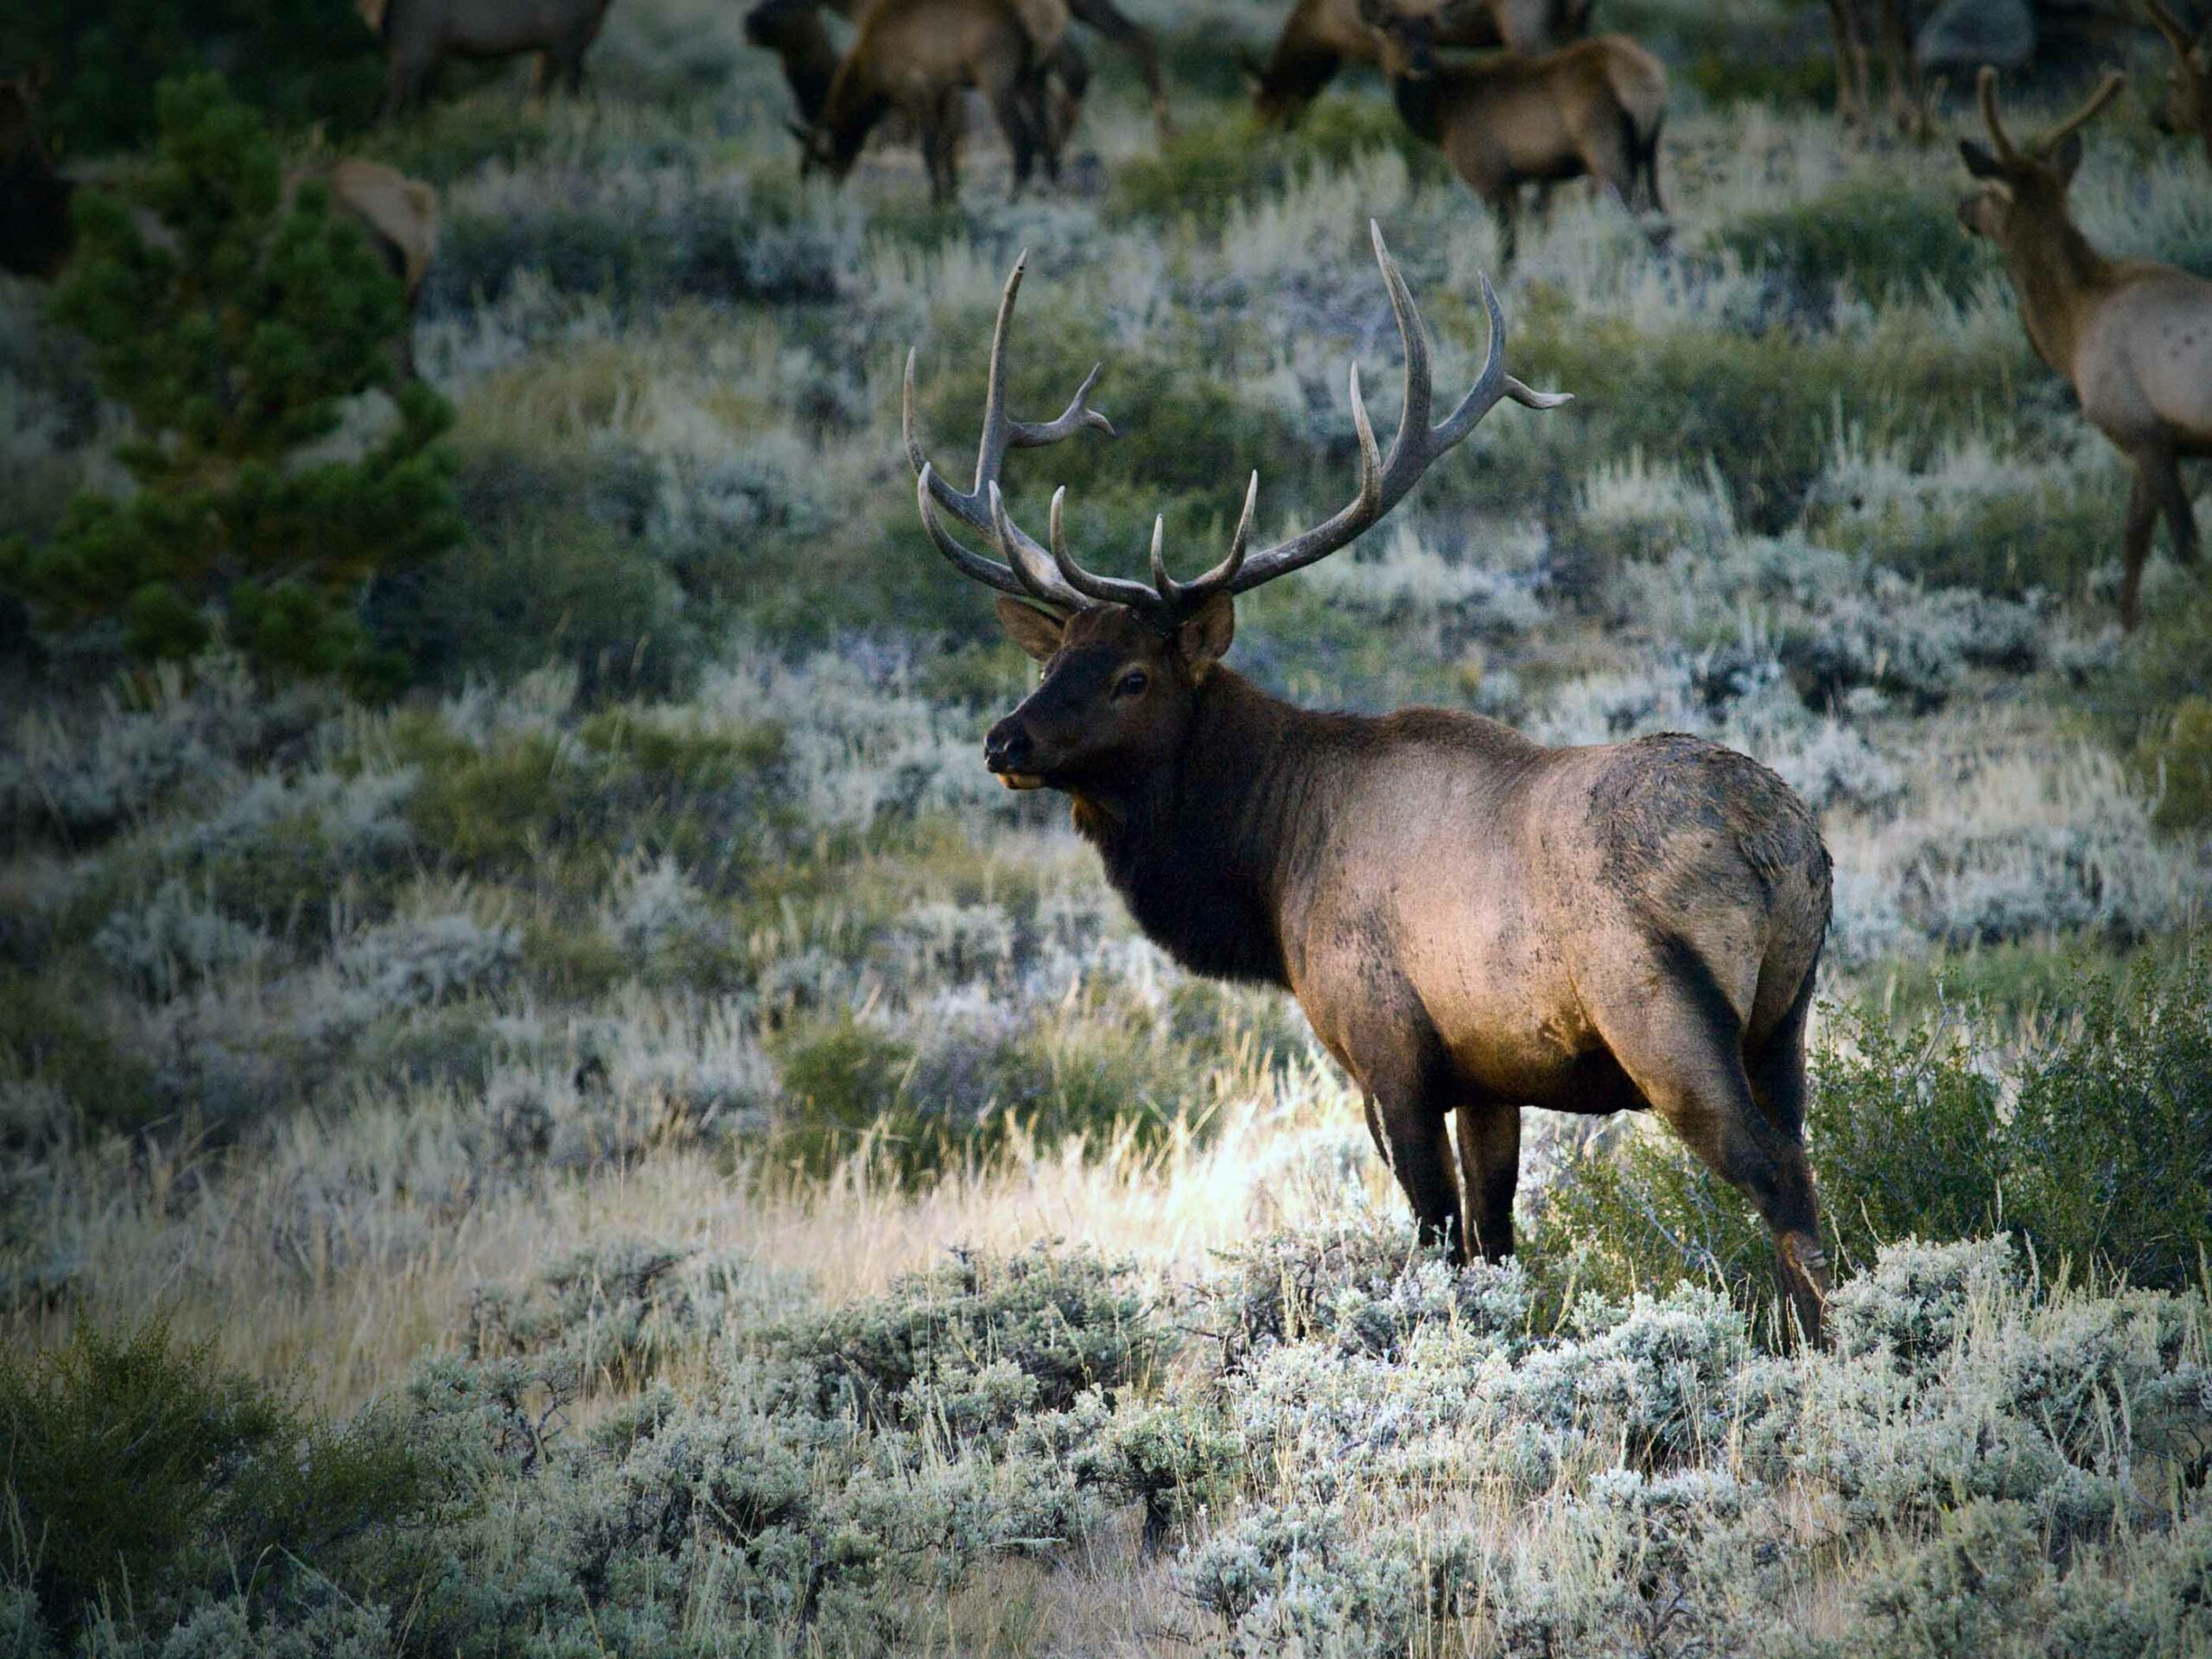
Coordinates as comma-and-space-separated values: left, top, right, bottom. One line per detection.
1959, 68, 2212, 628
1248, 0, 1591, 125
904, 226, 1838, 1341
1354, 0, 1665, 263
2145, 0, 2211, 165
795, 0, 1062, 202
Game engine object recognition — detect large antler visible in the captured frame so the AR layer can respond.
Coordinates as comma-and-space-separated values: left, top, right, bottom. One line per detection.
1978, 64, 2126, 166
906, 221, 1569, 621
904, 254, 1124, 613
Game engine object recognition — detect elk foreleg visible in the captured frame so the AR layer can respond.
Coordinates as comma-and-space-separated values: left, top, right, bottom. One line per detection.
1344, 1012, 1466, 1259
1453, 1102, 1522, 1263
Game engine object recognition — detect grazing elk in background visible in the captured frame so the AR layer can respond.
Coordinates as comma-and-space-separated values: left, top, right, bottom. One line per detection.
1960, 68, 2211, 628
749, 0, 1168, 145
904, 225, 1838, 1340
0, 69, 438, 374
1357, 0, 1665, 262
1249, 0, 1592, 124
369, 0, 618, 119
1826, 0, 1935, 141
798, 0, 1064, 202
2145, 0, 2212, 164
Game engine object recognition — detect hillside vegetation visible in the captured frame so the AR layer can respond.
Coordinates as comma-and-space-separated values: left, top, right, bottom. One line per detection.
2, 0, 2210, 1651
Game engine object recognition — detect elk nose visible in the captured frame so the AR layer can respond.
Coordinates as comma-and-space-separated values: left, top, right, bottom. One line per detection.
984, 720, 1033, 774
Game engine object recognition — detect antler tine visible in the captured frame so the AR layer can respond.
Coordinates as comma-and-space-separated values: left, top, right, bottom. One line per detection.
1046, 486, 1160, 609
1166, 472, 1260, 604
917, 465, 1029, 596
2037, 70, 2126, 152
2145, 0, 2193, 54
1218, 222, 1568, 596
1977, 66, 2023, 164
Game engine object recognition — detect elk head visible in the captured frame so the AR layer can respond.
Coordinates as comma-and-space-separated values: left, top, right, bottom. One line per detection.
1956, 67, 2126, 251
2145, 0, 2210, 142
904, 222, 1567, 799
1357, 0, 1442, 80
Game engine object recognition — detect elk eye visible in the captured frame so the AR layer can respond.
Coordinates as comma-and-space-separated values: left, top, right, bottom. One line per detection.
1114, 670, 1148, 699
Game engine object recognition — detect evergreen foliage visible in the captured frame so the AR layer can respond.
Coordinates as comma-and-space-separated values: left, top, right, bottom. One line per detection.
0, 77, 461, 692
0, 0, 380, 156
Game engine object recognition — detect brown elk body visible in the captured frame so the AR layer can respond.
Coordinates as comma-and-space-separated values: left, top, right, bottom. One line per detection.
1960, 69, 2212, 627
2146, 0, 2212, 165
802, 0, 1058, 203
905, 227, 1837, 1341
1360, 6, 1665, 262
750, 0, 1166, 143
1249, 0, 1590, 124
372, 0, 617, 119
0, 73, 437, 374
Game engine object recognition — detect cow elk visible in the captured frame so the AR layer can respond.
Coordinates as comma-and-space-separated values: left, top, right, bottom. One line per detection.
372, 0, 618, 120
797, 0, 1062, 203
1249, 0, 1592, 125
903, 225, 1839, 1341
0, 70, 438, 376
2145, 0, 2212, 164
750, 0, 1168, 144
1959, 68, 2212, 627
1357, 0, 1666, 262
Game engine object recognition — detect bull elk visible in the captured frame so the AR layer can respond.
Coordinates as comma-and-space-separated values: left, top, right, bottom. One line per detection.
1249, 0, 1591, 125
1358, 0, 1666, 263
1960, 68, 2211, 627
370, 0, 618, 120
748, 0, 1170, 145
797, 0, 1063, 203
0, 69, 438, 375
2145, 0, 2212, 165
903, 226, 1838, 1340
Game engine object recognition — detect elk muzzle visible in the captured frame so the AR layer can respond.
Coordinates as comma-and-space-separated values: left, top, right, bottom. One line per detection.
984, 717, 1046, 790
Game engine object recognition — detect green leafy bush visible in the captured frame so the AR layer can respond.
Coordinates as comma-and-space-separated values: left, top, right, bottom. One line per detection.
0, 1322, 429, 1645
0, 0, 379, 156
0, 78, 461, 693
2135, 696, 2212, 835
1535, 953, 2212, 1319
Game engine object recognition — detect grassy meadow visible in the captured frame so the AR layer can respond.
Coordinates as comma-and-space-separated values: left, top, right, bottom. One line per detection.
3, 0, 2212, 1650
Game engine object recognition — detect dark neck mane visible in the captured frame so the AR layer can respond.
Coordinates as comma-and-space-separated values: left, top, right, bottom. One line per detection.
1070, 670, 1331, 988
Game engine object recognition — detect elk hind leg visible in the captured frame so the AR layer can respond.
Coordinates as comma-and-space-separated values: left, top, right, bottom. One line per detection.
2151, 449, 2200, 567
2121, 461, 2160, 630
1453, 1102, 1521, 1262
1595, 967, 1827, 1342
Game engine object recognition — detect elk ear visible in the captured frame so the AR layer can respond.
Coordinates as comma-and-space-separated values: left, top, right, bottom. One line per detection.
1958, 138, 2006, 179
995, 594, 1065, 662
2050, 130, 2084, 182
1173, 591, 1235, 677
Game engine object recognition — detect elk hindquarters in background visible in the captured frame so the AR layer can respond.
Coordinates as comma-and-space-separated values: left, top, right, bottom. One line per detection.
1357, 3, 1667, 264
904, 226, 1838, 1344
1959, 68, 2211, 628
793, 0, 1065, 203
